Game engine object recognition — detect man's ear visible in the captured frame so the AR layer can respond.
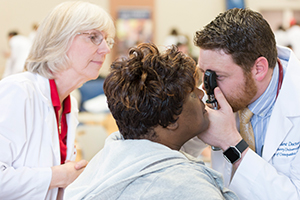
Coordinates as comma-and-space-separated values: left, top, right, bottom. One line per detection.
167, 122, 178, 130
252, 56, 269, 82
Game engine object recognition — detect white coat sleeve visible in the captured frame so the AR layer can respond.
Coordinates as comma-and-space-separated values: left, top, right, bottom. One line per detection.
0, 80, 52, 199
229, 149, 300, 199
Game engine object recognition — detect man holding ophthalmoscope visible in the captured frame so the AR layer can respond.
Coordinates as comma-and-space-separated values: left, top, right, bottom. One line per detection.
188, 8, 300, 200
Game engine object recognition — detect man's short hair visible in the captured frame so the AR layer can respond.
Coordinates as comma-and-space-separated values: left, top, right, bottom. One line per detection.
194, 8, 277, 72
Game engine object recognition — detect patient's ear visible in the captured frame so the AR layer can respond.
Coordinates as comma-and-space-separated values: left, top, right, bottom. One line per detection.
167, 122, 178, 130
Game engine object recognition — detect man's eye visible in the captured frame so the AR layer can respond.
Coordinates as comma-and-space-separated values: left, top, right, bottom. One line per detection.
216, 75, 224, 80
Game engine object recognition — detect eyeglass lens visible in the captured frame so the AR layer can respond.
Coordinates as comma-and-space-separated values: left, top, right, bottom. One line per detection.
78, 31, 114, 49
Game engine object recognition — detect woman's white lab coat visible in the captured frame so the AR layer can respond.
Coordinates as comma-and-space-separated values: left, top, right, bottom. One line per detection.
183, 46, 300, 200
0, 72, 78, 200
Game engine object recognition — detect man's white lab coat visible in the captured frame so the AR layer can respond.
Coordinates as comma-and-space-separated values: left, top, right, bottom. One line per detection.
184, 46, 300, 199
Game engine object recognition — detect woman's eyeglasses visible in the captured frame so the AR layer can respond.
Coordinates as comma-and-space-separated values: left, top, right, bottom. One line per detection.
77, 31, 114, 49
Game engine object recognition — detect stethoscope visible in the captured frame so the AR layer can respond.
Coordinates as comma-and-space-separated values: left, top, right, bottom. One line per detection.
276, 58, 284, 99
258, 58, 283, 155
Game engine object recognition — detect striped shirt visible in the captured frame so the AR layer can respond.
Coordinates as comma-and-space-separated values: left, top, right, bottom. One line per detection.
248, 62, 280, 156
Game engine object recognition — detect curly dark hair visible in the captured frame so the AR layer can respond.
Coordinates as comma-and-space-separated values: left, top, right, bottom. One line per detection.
103, 43, 198, 139
194, 8, 277, 72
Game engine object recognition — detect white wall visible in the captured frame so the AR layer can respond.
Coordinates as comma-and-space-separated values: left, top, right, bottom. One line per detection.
1, 0, 300, 77
155, 0, 224, 58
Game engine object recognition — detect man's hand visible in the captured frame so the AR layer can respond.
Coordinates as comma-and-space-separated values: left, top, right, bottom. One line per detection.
49, 159, 88, 190
198, 87, 242, 151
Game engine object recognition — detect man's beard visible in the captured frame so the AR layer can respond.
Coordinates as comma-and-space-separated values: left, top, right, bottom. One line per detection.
226, 72, 257, 112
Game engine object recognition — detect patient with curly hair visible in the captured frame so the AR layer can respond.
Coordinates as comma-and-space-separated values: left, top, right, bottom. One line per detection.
65, 43, 238, 200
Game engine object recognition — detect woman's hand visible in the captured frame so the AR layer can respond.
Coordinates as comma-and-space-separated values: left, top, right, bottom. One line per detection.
49, 159, 88, 189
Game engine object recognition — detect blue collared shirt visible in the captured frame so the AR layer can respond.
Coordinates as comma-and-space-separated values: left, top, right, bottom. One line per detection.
248, 62, 279, 156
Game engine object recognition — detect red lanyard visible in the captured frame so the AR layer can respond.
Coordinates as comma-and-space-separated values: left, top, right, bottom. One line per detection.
276, 58, 284, 99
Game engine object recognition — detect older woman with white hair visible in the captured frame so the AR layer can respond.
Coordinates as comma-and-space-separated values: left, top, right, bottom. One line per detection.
0, 1, 115, 199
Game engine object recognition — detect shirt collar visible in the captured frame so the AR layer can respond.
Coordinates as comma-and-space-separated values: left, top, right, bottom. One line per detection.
248, 61, 279, 117
49, 79, 71, 114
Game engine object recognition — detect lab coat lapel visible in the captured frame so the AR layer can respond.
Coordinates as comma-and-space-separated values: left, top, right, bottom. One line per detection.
66, 99, 79, 159
262, 52, 300, 161
36, 73, 61, 165
45, 110, 61, 164
37, 73, 79, 162
262, 106, 293, 162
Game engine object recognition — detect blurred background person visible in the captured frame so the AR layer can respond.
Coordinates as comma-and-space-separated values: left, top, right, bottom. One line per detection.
28, 23, 39, 44
274, 25, 289, 47
163, 28, 188, 47
0, 1, 115, 199
2, 30, 31, 78
287, 20, 300, 60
